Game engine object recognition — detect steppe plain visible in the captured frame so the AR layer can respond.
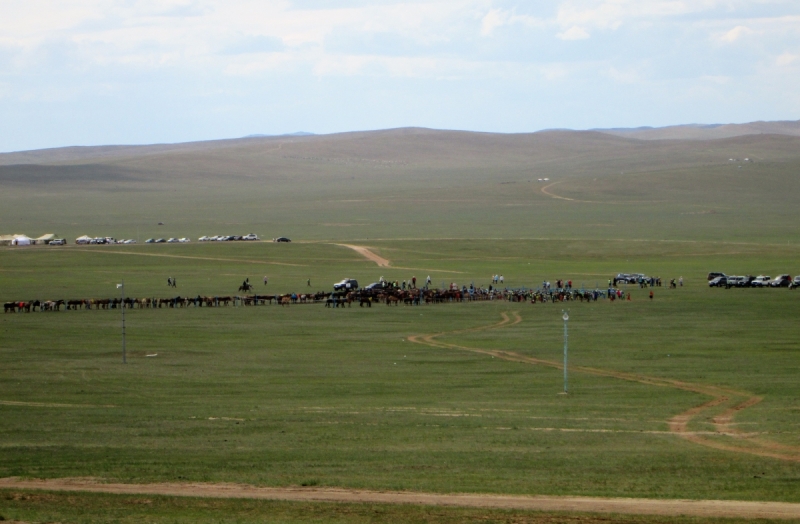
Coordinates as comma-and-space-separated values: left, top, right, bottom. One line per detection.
0, 128, 799, 522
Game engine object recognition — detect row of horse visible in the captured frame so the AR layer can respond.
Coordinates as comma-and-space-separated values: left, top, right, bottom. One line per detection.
3, 287, 610, 313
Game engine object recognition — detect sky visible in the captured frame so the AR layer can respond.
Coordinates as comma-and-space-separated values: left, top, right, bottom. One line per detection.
1, 0, 799, 152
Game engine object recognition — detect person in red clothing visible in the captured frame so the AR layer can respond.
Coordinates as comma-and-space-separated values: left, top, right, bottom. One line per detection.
649, 291, 654, 300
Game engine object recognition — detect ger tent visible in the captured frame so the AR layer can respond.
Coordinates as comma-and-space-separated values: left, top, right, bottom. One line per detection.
11, 235, 32, 246
35, 234, 55, 245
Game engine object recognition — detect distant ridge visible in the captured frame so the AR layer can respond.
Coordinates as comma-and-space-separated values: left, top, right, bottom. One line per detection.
593, 120, 800, 140
244, 132, 315, 138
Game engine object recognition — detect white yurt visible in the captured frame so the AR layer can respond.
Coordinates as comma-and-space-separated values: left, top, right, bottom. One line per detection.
11, 234, 32, 246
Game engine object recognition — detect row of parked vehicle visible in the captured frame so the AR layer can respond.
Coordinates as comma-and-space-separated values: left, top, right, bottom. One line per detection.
74, 237, 137, 245
198, 234, 259, 242
707, 272, 799, 288
144, 238, 189, 244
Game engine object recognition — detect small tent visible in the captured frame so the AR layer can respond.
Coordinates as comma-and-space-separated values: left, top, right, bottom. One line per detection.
35, 234, 56, 245
11, 235, 32, 246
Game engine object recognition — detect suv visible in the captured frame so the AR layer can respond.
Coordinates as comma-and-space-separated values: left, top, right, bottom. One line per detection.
49, 238, 66, 245
334, 279, 359, 291
790, 276, 800, 289
725, 276, 743, 288
243, 233, 259, 241
707, 272, 726, 281
769, 275, 791, 287
751, 275, 771, 288
709, 276, 727, 287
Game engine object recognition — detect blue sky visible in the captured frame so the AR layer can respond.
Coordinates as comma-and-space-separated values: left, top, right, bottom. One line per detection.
1, 0, 799, 152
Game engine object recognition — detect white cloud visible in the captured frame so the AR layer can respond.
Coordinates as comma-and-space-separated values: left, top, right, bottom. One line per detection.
557, 25, 590, 40
480, 9, 506, 36
776, 52, 798, 66
717, 25, 755, 43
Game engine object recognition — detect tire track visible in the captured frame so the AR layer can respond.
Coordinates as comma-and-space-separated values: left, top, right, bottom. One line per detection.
2, 478, 800, 519
409, 312, 800, 463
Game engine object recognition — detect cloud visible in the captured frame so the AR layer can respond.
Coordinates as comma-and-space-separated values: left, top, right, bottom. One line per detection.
717, 25, 755, 43
557, 25, 590, 40
776, 52, 798, 66
480, 9, 506, 36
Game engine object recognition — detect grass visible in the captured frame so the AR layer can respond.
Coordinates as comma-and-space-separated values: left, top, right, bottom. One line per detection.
1, 489, 783, 524
0, 241, 799, 506
1, 130, 799, 521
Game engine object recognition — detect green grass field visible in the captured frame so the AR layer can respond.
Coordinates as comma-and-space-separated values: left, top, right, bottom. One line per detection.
1, 130, 799, 522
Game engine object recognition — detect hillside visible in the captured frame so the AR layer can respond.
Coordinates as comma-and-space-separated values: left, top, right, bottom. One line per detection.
596, 119, 800, 140
1, 128, 799, 243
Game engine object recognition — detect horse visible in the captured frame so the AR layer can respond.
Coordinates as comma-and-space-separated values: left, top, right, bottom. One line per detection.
238, 283, 253, 293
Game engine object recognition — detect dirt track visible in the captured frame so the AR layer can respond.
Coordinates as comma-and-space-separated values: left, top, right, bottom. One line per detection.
408, 312, 800, 463
334, 244, 391, 267
2, 478, 800, 519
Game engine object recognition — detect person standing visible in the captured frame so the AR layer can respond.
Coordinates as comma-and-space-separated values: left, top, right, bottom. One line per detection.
426, 275, 431, 286
679, 276, 684, 287
172, 278, 177, 288
412, 276, 416, 288
499, 275, 504, 284
263, 276, 268, 286
649, 290, 654, 300
307, 278, 311, 287
167, 277, 172, 287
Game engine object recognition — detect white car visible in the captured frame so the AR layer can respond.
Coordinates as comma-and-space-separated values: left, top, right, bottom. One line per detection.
178, 238, 190, 243
167, 238, 179, 243
198, 236, 210, 242
751, 275, 771, 287
124, 239, 137, 244
243, 233, 259, 241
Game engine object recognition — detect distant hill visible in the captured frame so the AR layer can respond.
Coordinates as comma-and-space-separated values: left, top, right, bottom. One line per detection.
594, 120, 800, 140
244, 132, 315, 138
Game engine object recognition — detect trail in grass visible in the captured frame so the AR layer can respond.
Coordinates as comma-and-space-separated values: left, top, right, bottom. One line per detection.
408, 312, 800, 463
540, 181, 663, 204
333, 244, 465, 274
2, 478, 800, 519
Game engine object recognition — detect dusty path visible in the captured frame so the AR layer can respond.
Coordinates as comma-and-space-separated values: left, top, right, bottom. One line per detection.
333, 244, 466, 274
2, 478, 800, 519
333, 244, 391, 266
540, 181, 663, 204
409, 312, 800, 463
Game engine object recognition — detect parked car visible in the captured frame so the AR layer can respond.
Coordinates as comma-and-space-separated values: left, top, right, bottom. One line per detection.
751, 275, 771, 287
364, 282, 384, 291
49, 239, 66, 245
155, 238, 166, 243
725, 276, 744, 288
708, 276, 727, 287
167, 238, 179, 243
123, 239, 137, 244
736, 275, 755, 287
243, 233, 259, 241
790, 276, 800, 289
198, 236, 210, 242
178, 238, 190, 243
769, 274, 792, 287
707, 272, 726, 281
274, 237, 291, 243
334, 278, 359, 291
145, 238, 155, 243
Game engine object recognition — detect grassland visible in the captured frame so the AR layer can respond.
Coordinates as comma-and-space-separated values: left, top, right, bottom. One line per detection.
1, 129, 799, 522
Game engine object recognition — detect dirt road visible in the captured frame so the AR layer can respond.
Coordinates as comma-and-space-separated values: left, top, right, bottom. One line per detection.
334, 244, 391, 267
409, 312, 800, 463
1, 478, 799, 519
